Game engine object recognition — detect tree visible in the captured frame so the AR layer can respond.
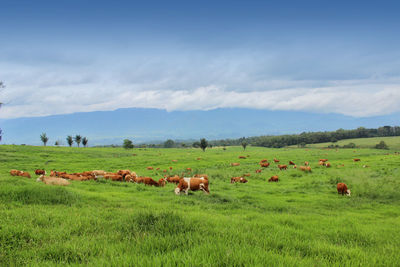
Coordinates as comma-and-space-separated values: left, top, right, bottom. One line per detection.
192, 141, 200, 148
40, 133, 49, 146
82, 137, 88, 147
200, 138, 208, 152
74, 135, 82, 147
375, 141, 389, 150
123, 139, 134, 149
66, 136, 74, 147
241, 141, 248, 150
164, 139, 175, 148
54, 141, 60, 146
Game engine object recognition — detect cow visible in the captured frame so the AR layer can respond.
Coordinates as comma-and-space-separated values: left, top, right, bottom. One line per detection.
36, 175, 70, 186
255, 169, 262, 173
268, 175, 279, 182
172, 160, 178, 162
147, 167, 154, 170
166, 175, 181, 184
260, 159, 268, 163
260, 162, 270, 168
304, 161, 309, 166
289, 161, 295, 165
231, 177, 248, 183
35, 169, 46, 175
10, 169, 20, 176
353, 158, 361, 162
238, 156, 246, 159
125, 174, 136, 182
137, 177, 161, 186
273, 159, 280, 163
337, 183, 351, 196
243, 173, 251, 177
169, 167, 173, 170
318, 161, 325, 166
104, 174, 123, 181
319, 159, 328, 162
175, 177, 210, 195
19, 171, 31, 178
193, 174, 209, 180
231, 163, 240, 166
277, 164, 287, 170
158, 178, 166, 187
299, 166, 312, 172
117, 170, 131, 178
293, 165, 297, 169
325, 162, 331, 168
197, 158, 202, 160
186, 168, 192, 172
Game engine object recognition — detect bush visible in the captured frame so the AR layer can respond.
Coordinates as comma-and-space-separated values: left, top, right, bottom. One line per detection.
343, 142, 356, 148
375, 141, 389, 150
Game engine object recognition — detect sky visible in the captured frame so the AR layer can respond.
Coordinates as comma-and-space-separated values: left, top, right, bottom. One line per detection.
1, 0, 400, 119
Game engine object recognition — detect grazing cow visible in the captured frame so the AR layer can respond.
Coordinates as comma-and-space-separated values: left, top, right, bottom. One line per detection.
238, 156, 246, 159
231, 177, 248, 183
125, 174, 136, 182
255, 169, 262, 173
19, 171, 31, 178
243, 173, 251, 177
35, 169, 46, 175
293, 165, 297, 169
117, 170, 131, 178
92, 170, 106, 177
273, 159, 280, 163
353, 158, 361, 162
104, 174, 123, 181
10, 169, 19, 176
197, 158, 202, 160
158, 178, 166, 187
156, 168, 160, 170
260, 159, 268, 163
268, 175, 279, 182
163, 169, 167, 172
147, 167, 154, 170
36, 175, 70, 186
137, 177, 162, 186
175, 177, 210, 195
337, 183, 351, 196
260, 162, 270, 168
325, 162, 331, 168
304, 161, 309, 166
193, 174, 209, 180
172, 160, 178, 162
319, 161, 325, 166
169, 167, 173, 170
289, 161, 295, 165
299, 166, 312, 172
166, 175, 181, 184
319, 159, 328, 162
277, 164, 287, 170
231, 163, 240, 166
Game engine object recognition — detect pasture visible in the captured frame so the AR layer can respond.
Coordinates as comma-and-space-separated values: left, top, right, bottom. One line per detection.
295, 136, 400, 150
0, 145, 399, 266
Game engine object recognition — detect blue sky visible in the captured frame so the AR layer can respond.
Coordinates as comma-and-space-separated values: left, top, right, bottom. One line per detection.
1, 0, 400, 118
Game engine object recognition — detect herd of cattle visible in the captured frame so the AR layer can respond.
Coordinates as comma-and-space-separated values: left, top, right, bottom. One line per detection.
9, 155, 362, 196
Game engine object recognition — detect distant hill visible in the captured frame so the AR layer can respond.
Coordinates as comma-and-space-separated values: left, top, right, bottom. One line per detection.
1, 108, 399, 146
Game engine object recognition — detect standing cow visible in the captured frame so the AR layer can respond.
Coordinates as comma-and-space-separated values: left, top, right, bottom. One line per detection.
337, 183, 351, 196
175, 177, 209, 195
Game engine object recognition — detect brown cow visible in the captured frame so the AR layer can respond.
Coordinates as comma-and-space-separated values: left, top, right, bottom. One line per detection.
289, 161, 295, 165
19, 171, 31, 178
319, 161, 325, 166
137, 177, 161, 186
274, 159, 280, 163
304, 161, 309, 166
231, 163, 240, 166
260, 162, 270, 168
197, 157, 202, 160
117, 170, 131, 178
104, 174, 123, 181
337, 183, 351, 196
299, 166, 312, 172
175, 177, 209, 195
10, 169, 20, 176
353, 158, 361, 162
325, 162, 331, 168
158, 178, 166, 187
36, 175, 70, 186
166, 175, 181, 184
172, 160, 178, 162
277, 164, 287, 170
238, 156, 246, 159
255, 169, 262, 173
35, 169, 46, 175
268, 175, 279, 182
260, 159, 268, 163
125, 174, 136, 182
231, 177, 248, 183
319, 159, 328, 162
147, 167, 154, 170
243, 173, 251, 177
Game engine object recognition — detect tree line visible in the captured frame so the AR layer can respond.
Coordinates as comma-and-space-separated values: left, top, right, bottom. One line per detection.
40, 133, 89, 147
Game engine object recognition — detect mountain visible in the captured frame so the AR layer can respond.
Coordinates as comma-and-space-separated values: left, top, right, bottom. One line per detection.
0, 108, 399, 146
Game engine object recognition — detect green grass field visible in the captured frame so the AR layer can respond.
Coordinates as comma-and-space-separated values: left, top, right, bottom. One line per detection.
0, 145, 399, 266
292, 136, 400, 150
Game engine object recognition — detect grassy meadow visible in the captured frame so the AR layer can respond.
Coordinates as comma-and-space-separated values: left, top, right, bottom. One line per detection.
0, 144, 399, 266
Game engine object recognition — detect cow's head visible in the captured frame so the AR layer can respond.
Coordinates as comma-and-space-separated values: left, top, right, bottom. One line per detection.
346, 189, 351, 196
174, 187, 181, 195
36, 175, 44, 182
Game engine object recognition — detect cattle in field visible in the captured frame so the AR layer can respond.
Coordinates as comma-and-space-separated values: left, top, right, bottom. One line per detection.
319, 159, 328, 162
104, 174, 123, 181
117, 170, 131, 178
166, 175, 181, 184
35, 169, 46, 175
277, 164, 287, 170
319, 161, 325, 166
260, 159, 268, 163
137, 177, 162, 186
231, 177, 248, 183
243, 173, 250, 177
158, 178, 166, 187
299, 166, 312, 172
268, 175, 279, 182
36, 175, 70, 186
50, 170, 56, 176
337, 183, 351, 196
10, 169, 19, 176
293, 165, 297, 169
255, 169, 262, 173
289, 161, 295, 165
156, 168, 160, 170
238, 156, 246, 159
186, 168, 192, 172
304, 161, 309, 166
175, 177, 209, 195
169, 167, 173, 170
147, 167, 154, 170
172, 160, 178, 162
353, 158, 361, 162
197, 158, 202, 160
231, 163, 240, 166
125, 174, 136, 182
274, 159, 280, 163
325, 162, 331, 168
260, 162, 270, 168
163, 169, 167, 172
19, 171, 31, 178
